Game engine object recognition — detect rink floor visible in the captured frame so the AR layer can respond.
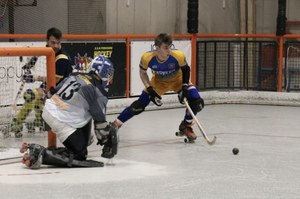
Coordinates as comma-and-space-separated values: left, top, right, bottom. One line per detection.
0, 104, 300, 199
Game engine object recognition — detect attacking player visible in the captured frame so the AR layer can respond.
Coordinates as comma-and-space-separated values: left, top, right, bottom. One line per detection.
113, 33, 204, 142
20, 55, 118, 169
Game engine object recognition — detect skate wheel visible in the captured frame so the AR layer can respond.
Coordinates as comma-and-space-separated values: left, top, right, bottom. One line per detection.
175, 131, 184, 137
184, 137, 195, 143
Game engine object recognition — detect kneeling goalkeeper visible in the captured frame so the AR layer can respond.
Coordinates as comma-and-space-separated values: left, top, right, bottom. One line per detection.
20, 56, 118, 169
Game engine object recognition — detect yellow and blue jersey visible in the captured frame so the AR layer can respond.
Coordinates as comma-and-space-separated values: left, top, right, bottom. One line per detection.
139, 49, 188, 94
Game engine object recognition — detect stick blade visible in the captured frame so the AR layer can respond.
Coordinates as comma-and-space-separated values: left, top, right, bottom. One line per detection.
207, 136, 217, 145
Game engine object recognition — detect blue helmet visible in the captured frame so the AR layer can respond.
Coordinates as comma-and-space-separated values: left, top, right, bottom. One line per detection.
89, 56, 114, 90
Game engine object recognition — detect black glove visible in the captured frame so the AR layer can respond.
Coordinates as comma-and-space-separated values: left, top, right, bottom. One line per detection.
23, 74, 34, 83
94, 121, 119, 159
178, 84, 189, 104
146, 86, 162, 106
101, 122, 118, 159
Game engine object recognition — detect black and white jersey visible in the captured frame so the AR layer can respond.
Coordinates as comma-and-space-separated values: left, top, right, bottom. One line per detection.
43, 72, 108, 128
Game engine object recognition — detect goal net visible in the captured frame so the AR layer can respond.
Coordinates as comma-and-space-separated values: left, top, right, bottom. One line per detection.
285, 44, 300, 92
0, 47, 55, 159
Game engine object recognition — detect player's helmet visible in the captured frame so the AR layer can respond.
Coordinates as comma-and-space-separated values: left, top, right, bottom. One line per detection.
89, 55, 114, 90
23, 88, 36, 103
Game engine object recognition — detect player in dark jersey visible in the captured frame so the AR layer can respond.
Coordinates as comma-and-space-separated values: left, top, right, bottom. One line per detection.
46, 27, 73, 84
19, 56, 118, 169
113, 33, 204, 141
10, 28, 73, 137
34, 27, 73, 85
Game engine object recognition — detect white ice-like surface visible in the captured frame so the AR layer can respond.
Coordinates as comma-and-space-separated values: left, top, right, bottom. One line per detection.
0, 148, 20, 159
0, 158, 168, 184
1, 91, 300, 199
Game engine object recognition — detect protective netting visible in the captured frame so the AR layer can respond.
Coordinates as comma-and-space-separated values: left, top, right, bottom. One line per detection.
197, 40, 278, 91
0, 0, 106, 35
0, 54, 47, 139
285, 44, 300, 92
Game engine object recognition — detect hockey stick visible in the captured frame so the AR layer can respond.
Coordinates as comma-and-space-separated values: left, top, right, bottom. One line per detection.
183, 98, 217, 145
12, 81, 25, 113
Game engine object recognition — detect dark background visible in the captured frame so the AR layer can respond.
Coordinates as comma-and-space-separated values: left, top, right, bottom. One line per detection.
62, 42, 126, 98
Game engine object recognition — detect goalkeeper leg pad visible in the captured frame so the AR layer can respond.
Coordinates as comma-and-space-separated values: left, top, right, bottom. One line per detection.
43, 148, 104, 168
20, 143, 104, 169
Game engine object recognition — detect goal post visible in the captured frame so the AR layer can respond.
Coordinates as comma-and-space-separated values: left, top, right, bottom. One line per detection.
0, 47, 56, 147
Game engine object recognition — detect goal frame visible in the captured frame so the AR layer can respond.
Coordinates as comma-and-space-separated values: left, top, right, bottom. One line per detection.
0, 47, 56, 147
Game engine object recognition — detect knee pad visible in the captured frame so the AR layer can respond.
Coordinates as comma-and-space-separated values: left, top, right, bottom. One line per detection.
189, 97, 204, 114
21, 143, 102, 169
130, 100, 145, 115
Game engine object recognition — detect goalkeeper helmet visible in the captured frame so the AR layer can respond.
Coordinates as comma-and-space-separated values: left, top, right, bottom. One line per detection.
89, 56, 114, 90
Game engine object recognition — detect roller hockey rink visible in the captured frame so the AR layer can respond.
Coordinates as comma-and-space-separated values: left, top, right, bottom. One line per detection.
0, 91, 300, 199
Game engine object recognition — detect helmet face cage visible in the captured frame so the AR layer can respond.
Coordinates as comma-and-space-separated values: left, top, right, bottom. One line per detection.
90, 56, 114, 89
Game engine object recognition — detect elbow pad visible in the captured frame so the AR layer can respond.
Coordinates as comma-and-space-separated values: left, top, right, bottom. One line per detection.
181, 66, 190, 85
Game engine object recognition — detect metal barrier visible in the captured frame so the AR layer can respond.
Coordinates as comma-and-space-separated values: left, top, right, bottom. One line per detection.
197, 40, 278, 91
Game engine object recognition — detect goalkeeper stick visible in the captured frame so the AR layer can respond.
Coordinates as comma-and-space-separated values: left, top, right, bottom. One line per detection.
183, 98, 217, 145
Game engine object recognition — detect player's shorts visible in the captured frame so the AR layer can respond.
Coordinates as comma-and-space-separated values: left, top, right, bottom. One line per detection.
42, 109, 76, 143
148, 76, 183, 96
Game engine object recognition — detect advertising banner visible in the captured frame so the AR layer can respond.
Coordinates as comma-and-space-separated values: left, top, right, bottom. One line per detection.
62, 42, 126, 98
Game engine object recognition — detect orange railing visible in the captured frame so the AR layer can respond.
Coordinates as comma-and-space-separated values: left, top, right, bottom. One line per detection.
1, 33, 300, 93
